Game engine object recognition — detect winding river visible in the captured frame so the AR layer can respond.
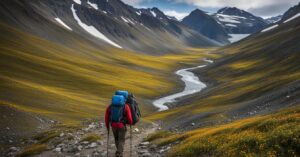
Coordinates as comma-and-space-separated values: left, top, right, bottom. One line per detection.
153, 59, 213, 111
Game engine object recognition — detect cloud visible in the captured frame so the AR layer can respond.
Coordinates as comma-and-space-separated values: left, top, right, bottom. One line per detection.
173, 0, 299, 17
163, 10, 189, 20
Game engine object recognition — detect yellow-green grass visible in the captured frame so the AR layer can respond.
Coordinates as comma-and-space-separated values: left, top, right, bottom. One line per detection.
81, 133, 102, 142
16, 144, 47, 157
146, 21, 300, 122
148, 105, 300, 157
0, 22, 217, 125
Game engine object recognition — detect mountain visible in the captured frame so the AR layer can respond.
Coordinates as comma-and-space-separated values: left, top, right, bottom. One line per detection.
264, 15, 282, 24
182, 9, 230, 44
146, 4, 300, 156
148, 2, 300, 133
0, 0, 218, 54
280, 2, 300, 23
213, 7, 268, 34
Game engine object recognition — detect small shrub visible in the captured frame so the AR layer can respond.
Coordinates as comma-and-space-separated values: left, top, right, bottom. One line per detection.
146, 131, 173, 142
33, 130, 60, 143
17, 144, 47, 157
81, 133, 102, 142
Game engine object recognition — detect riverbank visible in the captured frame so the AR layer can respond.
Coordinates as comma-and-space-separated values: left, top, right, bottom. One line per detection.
153, 59, 214, 111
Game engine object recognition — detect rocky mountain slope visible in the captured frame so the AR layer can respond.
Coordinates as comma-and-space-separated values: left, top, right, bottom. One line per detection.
182, 9, 230, 45
213, 7, 268, 34
280, 2, 300, 22
0, 0, 218, 54
265, 15, 282, 24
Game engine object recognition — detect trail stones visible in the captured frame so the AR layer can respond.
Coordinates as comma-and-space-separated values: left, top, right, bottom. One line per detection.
140, 141, 150, 146
141, 152, 151, 157
89, 142, 97, 148
77, 145, 83, 151
9, 147, 19, 152
138, 149, 149, 154
97, 140, 103, 145
54, 147, 62, 153
82, 141, 89, 145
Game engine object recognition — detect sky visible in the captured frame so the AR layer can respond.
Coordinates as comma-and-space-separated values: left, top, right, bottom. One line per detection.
122, 0, 300, 20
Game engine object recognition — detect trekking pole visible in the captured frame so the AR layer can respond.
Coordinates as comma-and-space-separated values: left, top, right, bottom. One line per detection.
107, 128, 109, 157
130, 125, 132, 157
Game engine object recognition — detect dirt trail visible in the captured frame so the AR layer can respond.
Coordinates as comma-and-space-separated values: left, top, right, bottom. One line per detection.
33, 122, 158, 157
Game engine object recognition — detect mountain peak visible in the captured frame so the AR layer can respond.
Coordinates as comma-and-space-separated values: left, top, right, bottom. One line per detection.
217, 7, 253, 18
190, 9, 206, 15
182, 9, 229, 44
281, 2, 300, 22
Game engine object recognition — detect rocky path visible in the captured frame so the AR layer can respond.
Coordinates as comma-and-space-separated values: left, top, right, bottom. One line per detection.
26, 121, 160, 157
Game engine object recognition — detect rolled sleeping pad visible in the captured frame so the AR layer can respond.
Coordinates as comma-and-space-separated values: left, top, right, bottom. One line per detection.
115, 90, 129, 99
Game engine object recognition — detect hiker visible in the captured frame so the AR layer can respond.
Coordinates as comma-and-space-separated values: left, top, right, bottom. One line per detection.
105, 90, 141, 157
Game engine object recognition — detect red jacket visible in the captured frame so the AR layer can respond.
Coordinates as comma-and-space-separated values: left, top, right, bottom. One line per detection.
105, 103, 133, 129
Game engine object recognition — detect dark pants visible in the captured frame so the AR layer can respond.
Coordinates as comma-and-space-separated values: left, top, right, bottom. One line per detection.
112, 127, 126, 157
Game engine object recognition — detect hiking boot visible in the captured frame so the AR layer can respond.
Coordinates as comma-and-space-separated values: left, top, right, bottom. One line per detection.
115, 151, 122, 157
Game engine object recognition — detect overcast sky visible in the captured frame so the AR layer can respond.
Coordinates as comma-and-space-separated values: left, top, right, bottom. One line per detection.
122, 0, 300, 20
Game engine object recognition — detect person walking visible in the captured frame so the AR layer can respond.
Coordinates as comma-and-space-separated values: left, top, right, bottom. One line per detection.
105, 91, 133, 157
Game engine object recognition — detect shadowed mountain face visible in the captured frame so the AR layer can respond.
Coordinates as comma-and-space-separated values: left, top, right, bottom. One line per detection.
213, 7, 268, 34
182, 9, 230, 45
0, 0, 218, 54
281, 2, 300, 22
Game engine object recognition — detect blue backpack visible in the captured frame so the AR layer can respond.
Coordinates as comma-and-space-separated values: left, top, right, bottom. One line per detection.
110, 95, 126, 123
115, 90, 141, 125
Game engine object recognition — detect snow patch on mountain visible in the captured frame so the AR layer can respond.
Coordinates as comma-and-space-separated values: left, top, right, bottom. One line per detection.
87, 0, 98, 10
225, 23, 237, 27
150, 10, 157, 17
284, 13, 300, 23
216, 14, 241, 23
121, 16, 129, 23
54, 18, 72, 31
261, 24, 278, 32
136, 11, 141, 16
71, 4, 122, 48
228, 34, 249, 43
73, 0, 81, 5
121, 17, 135, 24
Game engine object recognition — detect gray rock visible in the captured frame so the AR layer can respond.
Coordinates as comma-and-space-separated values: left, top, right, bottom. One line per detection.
82, 141, 89, 145
158, 149, 165, 153
140, 141, 150, 146
54, 147, 62, 153
65, 145, 77, 153
141, 152, 151, 157
138, 149, 149, 154
9, 147, 19, 152
77, 145, 83, 151
139, 145, 147, 149
89, 142, 97, 148
191, 123, 195, 126
97, 140, 103, 145
75, 153, 81, 156
57, 143, 65, 148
